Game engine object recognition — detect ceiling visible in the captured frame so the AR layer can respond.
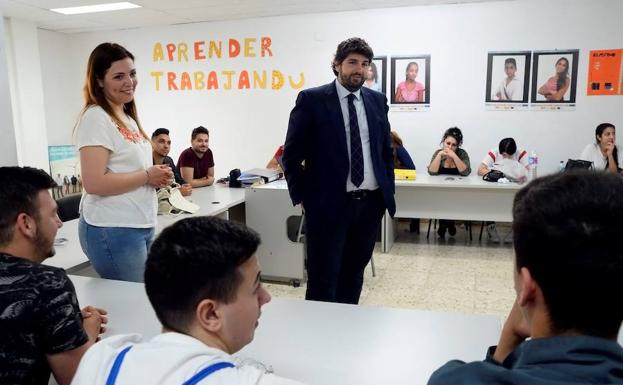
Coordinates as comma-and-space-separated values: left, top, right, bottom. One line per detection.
0, 0, 512, 34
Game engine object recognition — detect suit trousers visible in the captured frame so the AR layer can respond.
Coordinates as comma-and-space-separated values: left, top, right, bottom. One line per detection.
304, 189, 386, 304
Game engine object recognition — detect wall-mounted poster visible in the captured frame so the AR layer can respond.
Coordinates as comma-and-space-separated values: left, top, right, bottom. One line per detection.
390, 55, 430, 111
587, 49, 623, 96
485, 51, 531, 110
531, 50, 579, 110
48, 145, 82, 197
362, 56, 387, 96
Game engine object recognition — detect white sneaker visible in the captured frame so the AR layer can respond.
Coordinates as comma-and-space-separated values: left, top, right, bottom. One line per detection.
486, 223, 501, 243
502, 230, 513, 244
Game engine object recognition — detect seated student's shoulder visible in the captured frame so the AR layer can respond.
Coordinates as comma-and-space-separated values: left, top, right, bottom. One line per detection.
428, 359, 510, 385
235, 364, 307, 385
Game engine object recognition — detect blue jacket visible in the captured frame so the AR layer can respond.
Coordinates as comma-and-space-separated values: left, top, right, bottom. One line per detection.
428, 335, 623, 385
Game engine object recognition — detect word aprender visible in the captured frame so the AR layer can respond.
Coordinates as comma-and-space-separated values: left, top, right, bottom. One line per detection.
150, 36, 305, 91
153, 37, 273, 61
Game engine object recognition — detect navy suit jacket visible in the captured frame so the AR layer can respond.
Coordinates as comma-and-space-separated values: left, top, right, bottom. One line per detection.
283, 81, 396, 218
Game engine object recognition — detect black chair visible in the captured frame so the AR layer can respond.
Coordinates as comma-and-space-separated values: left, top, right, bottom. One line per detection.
56, 195, 81, 222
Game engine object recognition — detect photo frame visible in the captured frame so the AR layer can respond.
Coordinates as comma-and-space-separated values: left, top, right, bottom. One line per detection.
531, 50, 579, 104
485, 51, 531, 103
390, 55, 431, 104
363, 56, 387, 95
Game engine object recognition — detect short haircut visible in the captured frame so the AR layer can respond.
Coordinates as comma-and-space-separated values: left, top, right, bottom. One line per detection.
512, 171, 623, 338
191, 126, 209, 140
151, 128, 170, 139
331, 37, 374, 76
504, 58, 517, 68
145, 216, 261, 332
441, 126, 463, 147
0, 167, 56, 246
498, 137, 517, 156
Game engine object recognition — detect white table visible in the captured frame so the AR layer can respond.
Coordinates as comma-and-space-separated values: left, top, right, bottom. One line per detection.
70, 275, 503, 385
45, 184, 245, 271
245, 180, 305, 283
382, 175, 524, 251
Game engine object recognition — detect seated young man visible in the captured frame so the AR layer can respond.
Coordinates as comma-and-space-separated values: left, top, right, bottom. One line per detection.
428, 171, 623, 385
477, 137, 528, 243
0, 166, 107, 385
178, 126, 215, 188
151, 127, 192, 196
71, 216, 305, 385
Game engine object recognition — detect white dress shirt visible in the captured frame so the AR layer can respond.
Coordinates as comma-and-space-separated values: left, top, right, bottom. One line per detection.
335, 80, 379, 192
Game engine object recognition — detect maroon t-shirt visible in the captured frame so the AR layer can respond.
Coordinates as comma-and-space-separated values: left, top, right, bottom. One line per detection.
177, 147, 215, 179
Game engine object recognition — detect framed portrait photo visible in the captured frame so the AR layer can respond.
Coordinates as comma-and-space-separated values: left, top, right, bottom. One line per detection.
362, 56, 387, 96
390, 55, 431, 104
531, 50, 579, 104
485, 51, 531, 103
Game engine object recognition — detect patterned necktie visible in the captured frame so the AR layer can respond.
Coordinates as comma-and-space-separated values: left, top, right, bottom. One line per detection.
348, 93, 364, 187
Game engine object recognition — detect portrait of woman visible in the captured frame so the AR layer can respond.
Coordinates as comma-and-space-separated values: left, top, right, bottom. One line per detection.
363, 61, 382, 92
537, 57, 570, 102
531, 50, 578, 104
395, 61, 425, 102
391, 55, 430, 104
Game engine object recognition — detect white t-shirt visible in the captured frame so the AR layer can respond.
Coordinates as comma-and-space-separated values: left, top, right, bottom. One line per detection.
579, 143, 623, 171
481, 149, 528, 169
494, 77, 522, 101
76, 106, 156, 228
70, 333, 306, 385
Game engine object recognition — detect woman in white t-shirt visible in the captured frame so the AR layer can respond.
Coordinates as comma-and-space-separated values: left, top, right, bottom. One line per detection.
579, 123, 622, 174
76, 43, 172, 282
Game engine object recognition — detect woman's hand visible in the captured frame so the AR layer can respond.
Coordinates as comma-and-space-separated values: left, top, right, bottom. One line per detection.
146, 165, 173, 188
604, 142, 615, 157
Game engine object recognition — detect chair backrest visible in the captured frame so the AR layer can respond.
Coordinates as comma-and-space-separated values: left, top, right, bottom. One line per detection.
56, 195, 81, 222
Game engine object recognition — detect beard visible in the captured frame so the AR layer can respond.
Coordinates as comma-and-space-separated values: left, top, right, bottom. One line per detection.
339, 72, 364, 92
34, 229, 55, 261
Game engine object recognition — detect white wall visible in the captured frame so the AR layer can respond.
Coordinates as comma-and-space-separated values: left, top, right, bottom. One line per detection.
0, 16, 18, 166
39, 0, 623, 176
5, 19, 49, 170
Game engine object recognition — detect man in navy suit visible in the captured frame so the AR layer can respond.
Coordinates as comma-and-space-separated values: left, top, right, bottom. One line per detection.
282, 38, 395, 304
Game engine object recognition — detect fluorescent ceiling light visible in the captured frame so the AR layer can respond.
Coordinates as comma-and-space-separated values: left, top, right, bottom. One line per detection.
51, 2, 141, 15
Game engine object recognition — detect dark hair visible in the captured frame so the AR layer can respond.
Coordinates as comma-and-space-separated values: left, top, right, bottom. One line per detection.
369, 62, 378, 82
498, 138, 517, 156
504, 58, 517, 68
191, 126, 209, 140
595, 123, 618, 169
81, 42, 147, 140
0, 167, 56, 246
331, 37, 374, 76
555, 57, 569, 92
144, 216, 260, 332
405, 62, 419, 81
441, 127, 463, 147
151, 128, 170, 139
512, 171, 623, 338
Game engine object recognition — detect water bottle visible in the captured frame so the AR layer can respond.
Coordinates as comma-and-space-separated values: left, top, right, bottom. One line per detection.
528, 150, 538, 179
558, 160, 565, 172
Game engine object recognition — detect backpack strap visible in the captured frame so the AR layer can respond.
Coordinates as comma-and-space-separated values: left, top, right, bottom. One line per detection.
181, 362, 235, 385
105, 346, 133, 385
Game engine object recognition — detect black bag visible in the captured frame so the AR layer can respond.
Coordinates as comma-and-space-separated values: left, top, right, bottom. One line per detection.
483, 170, 505, 182
229, 169, 242, 188
564, 159, 593, 171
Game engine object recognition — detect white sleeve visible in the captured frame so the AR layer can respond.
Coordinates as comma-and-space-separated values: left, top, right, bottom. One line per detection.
617, 146, 623, 169
579, 144, 593, 161
510, 81, 522, 100
481, 150, 495, 168
76, 107, 117, 152
493, 81, 504, 100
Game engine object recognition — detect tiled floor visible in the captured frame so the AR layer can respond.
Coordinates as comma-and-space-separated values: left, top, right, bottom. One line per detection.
72, 221, 517, 320
263, 221, 517, 320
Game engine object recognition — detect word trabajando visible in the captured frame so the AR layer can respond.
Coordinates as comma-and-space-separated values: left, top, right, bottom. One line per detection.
150, 37, 305, 91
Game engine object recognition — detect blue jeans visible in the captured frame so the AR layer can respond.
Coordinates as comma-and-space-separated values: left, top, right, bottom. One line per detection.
78, 217, 154, 282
